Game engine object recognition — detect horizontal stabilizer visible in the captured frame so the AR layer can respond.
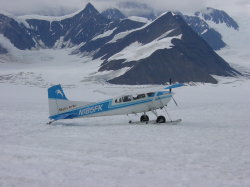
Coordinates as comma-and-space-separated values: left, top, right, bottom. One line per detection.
164, 83, 185, 90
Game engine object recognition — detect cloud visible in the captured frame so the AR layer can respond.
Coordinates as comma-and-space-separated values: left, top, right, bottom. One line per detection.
0, 0, 83, 16
0, 0, 248, 16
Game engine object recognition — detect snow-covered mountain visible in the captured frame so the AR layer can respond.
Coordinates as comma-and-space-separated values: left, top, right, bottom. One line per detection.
195, 7, 239, 30
182, 7, 239, 50
103, 3, 239, 51
1, 4, 250, 187
0, 3, 241, 85
101, 8, 126, 21
179, 14, 226, 50
95, 12, 239, 84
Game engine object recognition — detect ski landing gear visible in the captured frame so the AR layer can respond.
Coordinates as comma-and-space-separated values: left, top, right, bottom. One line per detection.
129, 110, 181, 125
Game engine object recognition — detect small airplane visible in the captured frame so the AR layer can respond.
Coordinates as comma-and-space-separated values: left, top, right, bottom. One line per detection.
47, 82, 184, 125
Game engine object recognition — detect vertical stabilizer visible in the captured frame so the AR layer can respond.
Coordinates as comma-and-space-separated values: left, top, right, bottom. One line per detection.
48, 84, 68, 100
48, 84, 69, 117
48, 84, 94, 120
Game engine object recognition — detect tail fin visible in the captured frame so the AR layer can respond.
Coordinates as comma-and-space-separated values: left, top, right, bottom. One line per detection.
48, 84, 72, 119
48, 84, 94, 120
48, 84, 68, 100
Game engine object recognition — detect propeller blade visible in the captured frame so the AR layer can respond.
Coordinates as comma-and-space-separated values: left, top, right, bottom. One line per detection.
169, 78, 172, 93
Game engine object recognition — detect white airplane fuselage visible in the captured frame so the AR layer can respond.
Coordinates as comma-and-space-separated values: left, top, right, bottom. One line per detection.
48, 85, 173, 121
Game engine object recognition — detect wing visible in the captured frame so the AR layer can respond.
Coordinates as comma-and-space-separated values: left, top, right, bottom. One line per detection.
164, 83, 185, 90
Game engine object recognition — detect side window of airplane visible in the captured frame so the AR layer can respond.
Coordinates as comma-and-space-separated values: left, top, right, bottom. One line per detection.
123, 95, 132, 102
115, 98, 123, 103
133, 94, 146, 100
137, 94, 145, 99
147, 92, 155, 97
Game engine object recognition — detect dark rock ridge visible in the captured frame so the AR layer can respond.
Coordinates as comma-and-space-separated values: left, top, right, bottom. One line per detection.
77, 18, 145, 54
180, 14, 226, 50
0, 3, 241, 84
97, 12, 240, 84
182, 7, 239, 50
23, 3, 109, 48
0, 14, 36, 50
195, 7, 239, 30
0, 3, 112, 50
0, 3, 144, 52
103, 2, 239, 50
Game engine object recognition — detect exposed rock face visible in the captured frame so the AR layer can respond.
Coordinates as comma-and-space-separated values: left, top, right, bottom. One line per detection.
98, 13, 240, 84
195, 7, 239, 30
0, 14, 36, 50
0, 4, 241, 84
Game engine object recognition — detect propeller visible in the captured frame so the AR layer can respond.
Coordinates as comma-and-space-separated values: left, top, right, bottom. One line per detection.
165, 78, 183, 106
169, 78, 172, 93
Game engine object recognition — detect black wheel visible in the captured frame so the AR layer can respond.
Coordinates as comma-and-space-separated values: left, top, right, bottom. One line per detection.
156, 116, 166, 123
140, 114, 149, 122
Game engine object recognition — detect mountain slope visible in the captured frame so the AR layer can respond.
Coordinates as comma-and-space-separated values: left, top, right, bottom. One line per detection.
0, 4, 241, 85
77, 18, 145, 54
104, 3, 239, 51
180, 14, 226, 50
97, 12, 239, 84
195, 7, 239, 30
0, 14, 36, 49
21, 3, 110, 48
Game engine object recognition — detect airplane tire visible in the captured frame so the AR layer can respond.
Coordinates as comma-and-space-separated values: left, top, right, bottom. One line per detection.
156, 116, 166, 123
140, 115, 149, 122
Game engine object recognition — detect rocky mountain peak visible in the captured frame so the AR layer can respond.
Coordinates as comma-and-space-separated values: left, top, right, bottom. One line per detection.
195, 7, 239, 30
101, 8, 126, 21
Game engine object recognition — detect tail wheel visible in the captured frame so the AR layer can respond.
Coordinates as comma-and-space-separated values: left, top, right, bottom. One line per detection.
156, 116, 166, 123
140, 115, 149, 122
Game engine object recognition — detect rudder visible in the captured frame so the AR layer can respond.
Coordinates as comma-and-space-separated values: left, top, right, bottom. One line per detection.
48, 84, 68, 100
48, 84, 70, 118
48, 84, 94, 121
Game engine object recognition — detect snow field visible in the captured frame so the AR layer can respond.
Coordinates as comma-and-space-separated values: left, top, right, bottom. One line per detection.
0, 77, 250, 187
1, 11, 250, 185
